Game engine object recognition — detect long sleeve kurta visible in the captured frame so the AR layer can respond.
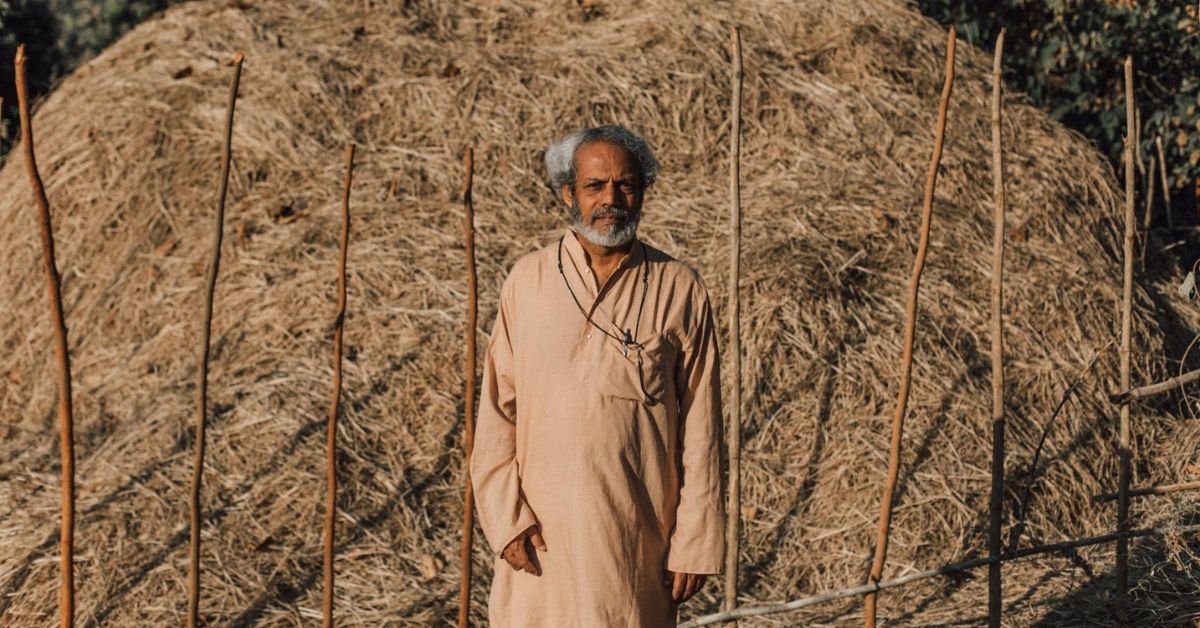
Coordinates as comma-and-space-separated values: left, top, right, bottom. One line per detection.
470, 228, 725, 627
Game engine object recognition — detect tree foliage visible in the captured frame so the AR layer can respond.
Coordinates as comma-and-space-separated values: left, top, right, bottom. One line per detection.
0, 0, 175, 156
918, 0, 1199, 194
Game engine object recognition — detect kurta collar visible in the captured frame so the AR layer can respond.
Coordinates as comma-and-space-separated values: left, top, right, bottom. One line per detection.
562, 227, 645, 272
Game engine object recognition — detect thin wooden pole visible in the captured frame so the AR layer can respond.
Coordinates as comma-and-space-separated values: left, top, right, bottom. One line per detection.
189, 51, 243, 628
1115, 55, 1135, 620
1110, 365, 1200, 404
1094, 480, 1200, 503
15, 44, 76, 628
457, 146, 477, 628
1156, 135, 1172, 231
323, 144, 354, 628
725, 25, 744, 620
680, 523, 1200, 627
986, 28, 1006, 628
864, 26, 955, 628
1141, 155, 1155, 266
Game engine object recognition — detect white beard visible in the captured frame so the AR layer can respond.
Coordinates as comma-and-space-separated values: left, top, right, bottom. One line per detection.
570, 200, 640, 248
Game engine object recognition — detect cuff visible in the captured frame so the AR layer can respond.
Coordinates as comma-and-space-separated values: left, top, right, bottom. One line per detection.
492, 512, 539, 555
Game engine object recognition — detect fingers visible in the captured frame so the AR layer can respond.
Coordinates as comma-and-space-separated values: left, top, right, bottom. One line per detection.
501, 527, 546, 576
671, 570, 686, 602
682, 574, 705, 603
516, 544, 538, 576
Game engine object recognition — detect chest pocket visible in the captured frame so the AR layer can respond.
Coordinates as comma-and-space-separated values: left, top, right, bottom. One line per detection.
597, 332, 673, 406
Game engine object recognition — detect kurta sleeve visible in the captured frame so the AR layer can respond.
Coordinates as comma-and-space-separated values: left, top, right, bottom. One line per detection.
666, 280, 725, 574
470, 274, 539, 555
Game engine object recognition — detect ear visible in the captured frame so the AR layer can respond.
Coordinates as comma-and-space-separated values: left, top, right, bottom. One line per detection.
560, 183, 574, 206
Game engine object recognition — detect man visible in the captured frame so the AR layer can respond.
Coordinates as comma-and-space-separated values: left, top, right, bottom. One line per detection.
470, 124, 724, 627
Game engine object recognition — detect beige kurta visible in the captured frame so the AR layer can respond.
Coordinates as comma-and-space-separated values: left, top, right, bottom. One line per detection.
470, 228, 725, 627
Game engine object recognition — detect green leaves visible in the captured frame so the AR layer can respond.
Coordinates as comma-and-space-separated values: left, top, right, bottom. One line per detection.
920, 0, 1200, 194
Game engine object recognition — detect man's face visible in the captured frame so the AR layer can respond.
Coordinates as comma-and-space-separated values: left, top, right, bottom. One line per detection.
561, 140, 644, 248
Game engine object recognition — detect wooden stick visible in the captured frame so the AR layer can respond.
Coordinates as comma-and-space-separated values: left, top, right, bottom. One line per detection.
1115, 55, 1135, 620
987, 29, 1006, 628
189, 52, 243, 628
864, 26, 955, 628
680, 523, 1200, 627
1141, 155, 1155, 266
1156, 135, 1172, 231
1110, 366, 1200, 404
323, 144, 354, 628
1094, 480, 1200, 503
725, 25, 744, 619
457, 146, 477, 628
16, 44, 76, 628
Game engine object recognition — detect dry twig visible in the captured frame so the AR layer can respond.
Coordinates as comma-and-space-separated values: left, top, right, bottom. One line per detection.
1155, 136, 1172, 231
724, 24, 744, 619
189, 52, 243, 628
986, 29, 1006, 628
15, 43, 76, 628
1094, 480, 1200, 503
1111, 367, 1200, 405
457, 146, 477, 628
323, 144, 354, 628
864, 25, 955, 628
1114, 55, 1135, 619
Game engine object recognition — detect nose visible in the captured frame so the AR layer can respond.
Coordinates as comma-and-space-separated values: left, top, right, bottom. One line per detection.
602, 181, 625, 209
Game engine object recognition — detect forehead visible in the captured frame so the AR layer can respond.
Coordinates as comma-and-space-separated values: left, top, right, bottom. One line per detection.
574, 140, 638, 177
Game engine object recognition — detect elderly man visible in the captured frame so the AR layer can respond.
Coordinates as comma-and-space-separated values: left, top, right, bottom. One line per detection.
470, 124, 725, 627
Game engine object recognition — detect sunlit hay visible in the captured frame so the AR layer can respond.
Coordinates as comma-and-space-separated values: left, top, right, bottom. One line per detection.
1, 0, 1198, 625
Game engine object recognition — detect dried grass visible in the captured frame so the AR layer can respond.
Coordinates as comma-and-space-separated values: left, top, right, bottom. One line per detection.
1, 0, 1199, 625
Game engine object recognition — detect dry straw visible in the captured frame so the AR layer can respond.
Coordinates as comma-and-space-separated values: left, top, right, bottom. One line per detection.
15, 43, 76, 628
2, 1, 1198, 625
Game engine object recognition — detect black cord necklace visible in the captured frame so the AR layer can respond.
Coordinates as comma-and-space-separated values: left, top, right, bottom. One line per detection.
557, 234, 659, 406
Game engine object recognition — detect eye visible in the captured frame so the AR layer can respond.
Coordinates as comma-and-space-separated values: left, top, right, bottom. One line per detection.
619, 182, 634, 192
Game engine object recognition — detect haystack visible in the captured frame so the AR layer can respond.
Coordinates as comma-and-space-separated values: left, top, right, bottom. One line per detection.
2, 0, 1198, 624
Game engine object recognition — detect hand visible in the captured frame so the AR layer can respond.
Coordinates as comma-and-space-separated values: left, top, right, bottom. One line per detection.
501, 524, 547, 576
663, 569, 707, 604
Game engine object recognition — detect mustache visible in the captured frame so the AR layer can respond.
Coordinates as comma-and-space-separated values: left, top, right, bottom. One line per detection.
591, 206, 637, 222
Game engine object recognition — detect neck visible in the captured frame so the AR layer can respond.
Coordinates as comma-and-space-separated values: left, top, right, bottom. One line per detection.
572, 229, 634, 266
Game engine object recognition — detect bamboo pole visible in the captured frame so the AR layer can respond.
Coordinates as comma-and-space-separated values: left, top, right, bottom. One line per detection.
15, 44, 76, 628
863, 26, 955, 628
323, 144, 354, 628
189, 52, 243, 628
725, 25, 744, 620
986, 28, 1006, 628
1156, 136, 1172, 231
1110, 366, 1200, 404
457, 146, 477, 628
1115, 55, 1135, 620
680, 523, 1200, 627
1094, 480, 1200, 503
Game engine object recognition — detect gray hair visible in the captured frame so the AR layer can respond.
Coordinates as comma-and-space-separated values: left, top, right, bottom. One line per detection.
545, 124, 660, 202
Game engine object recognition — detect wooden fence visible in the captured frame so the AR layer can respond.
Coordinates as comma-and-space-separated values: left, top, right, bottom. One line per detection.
7, 21, 1199, 627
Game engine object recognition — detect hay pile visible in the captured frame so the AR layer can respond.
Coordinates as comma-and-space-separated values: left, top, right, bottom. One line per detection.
2, 0, 1199, 624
